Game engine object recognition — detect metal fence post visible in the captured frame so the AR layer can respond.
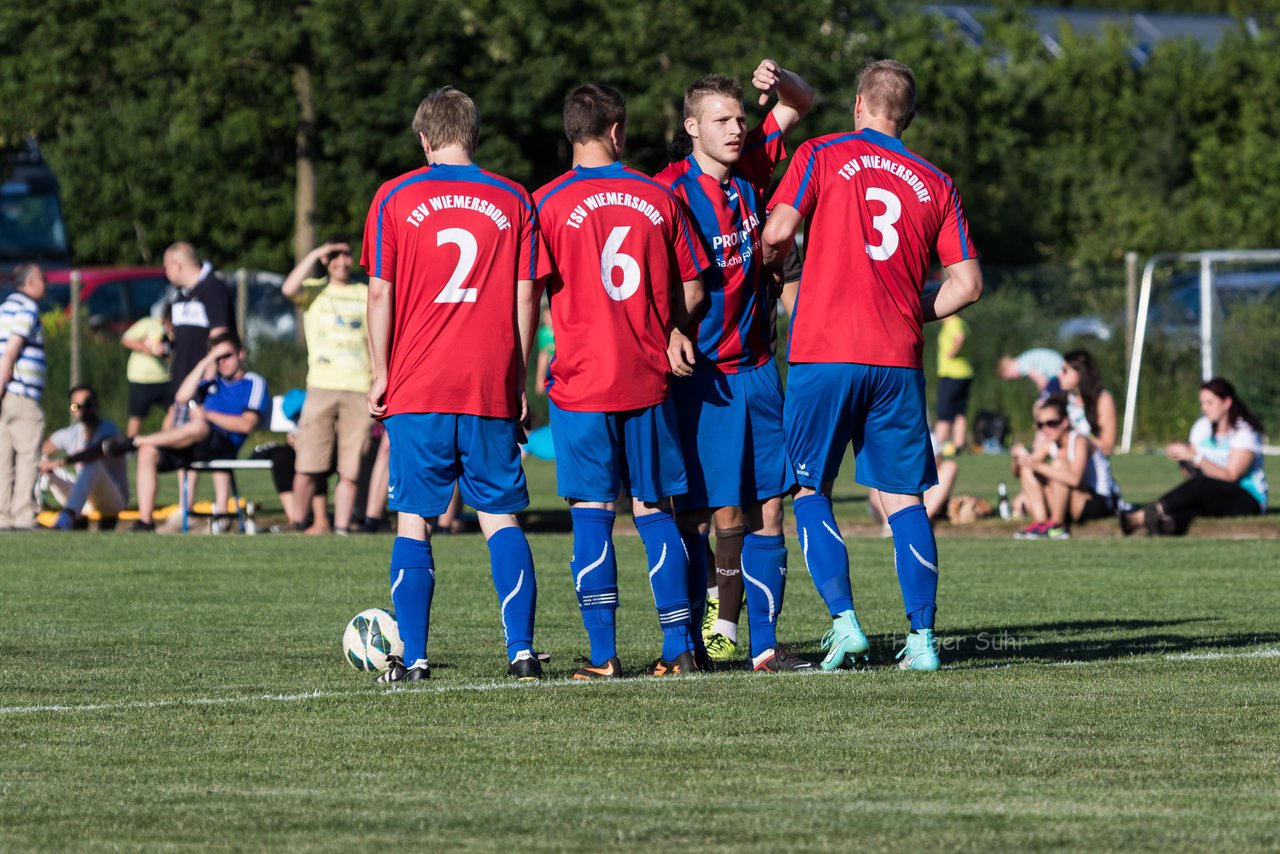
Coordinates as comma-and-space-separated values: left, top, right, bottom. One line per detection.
69, 269, 82, 388
236, 268, 248, 345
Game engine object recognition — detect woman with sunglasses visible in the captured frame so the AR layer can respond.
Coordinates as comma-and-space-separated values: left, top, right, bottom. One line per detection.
1012, 393, 1117, 539
1120, 378, 1268, 535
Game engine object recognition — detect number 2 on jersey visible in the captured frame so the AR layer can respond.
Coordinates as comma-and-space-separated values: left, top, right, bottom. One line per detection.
600, 226, 641, 301
434, 227, 478, 303
864, 187, 901, 261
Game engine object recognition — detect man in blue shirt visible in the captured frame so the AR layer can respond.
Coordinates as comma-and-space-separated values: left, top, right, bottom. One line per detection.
106, 330, 269, 531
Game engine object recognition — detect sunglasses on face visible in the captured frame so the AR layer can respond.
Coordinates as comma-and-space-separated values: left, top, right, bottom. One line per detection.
1037, 417, 1066, 429
213, 352, 238, 363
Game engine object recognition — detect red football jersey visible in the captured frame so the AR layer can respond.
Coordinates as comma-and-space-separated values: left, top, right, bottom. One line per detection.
361, 162, 536, 418
534, 162, 709, 412
769, 128, 977, 369
654, 113, 787, 373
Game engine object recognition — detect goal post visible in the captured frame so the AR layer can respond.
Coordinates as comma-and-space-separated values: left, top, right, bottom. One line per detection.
1121, 249, 1280, 453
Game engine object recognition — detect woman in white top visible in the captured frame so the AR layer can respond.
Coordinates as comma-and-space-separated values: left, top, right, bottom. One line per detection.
1057, 349, 1121, 497
1012, 394, 1115, 539
1120, 377, 1268, 535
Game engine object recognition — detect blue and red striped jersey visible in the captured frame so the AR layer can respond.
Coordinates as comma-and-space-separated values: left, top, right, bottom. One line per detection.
654, 113, 787, 373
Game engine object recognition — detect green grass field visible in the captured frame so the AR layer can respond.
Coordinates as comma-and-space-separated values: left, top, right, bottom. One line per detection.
2, 454, 1279, 850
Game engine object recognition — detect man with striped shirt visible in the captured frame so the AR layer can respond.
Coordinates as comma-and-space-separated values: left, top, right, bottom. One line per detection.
653, 60, 814, 672
0, 263, 47, 530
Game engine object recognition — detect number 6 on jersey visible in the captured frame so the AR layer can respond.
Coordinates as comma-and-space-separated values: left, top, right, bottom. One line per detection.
600, 225, 640, 301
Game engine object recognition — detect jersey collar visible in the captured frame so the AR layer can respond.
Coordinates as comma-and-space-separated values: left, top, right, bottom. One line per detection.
573, 161, 626, 176
857, 127, 907, 153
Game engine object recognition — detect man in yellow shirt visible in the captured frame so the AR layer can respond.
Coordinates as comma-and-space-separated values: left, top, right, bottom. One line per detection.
934, 314, 973, 456
282, 238, 373, 534
120, 306, 174, 437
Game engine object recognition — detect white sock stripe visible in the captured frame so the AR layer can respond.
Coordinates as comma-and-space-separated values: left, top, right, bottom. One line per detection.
574, 542, 610, 592
909, 545, 939, 574
648, 543, 668, 580
801, 528, 810, 567
498, 570, 524, 640
821, 520, 843, 544
741, 569, 776, 624
390, 569, 405, 597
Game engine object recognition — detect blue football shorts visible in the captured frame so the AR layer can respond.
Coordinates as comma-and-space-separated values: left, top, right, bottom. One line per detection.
784, 363, 938, 494
671, 360, 793, 511
548, 398, 687, 503
384, 412, 528, 517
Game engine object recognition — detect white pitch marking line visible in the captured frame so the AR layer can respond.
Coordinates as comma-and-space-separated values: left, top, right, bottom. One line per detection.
2, 647, 1277, 717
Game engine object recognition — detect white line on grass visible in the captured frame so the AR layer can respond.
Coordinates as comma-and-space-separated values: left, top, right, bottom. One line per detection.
3, 647, 1277, 717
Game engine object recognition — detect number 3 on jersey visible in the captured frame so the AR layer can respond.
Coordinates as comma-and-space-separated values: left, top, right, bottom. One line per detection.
600, 226, 640, 301
434, 227, 478, 303
864, 187, 901, 261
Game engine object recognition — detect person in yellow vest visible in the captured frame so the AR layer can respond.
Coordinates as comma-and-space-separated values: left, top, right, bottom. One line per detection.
933, 314, 973, 456
282, 238, 373, 534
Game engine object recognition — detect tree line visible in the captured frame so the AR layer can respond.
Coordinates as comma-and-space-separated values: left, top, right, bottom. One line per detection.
2, 1, 1277, 273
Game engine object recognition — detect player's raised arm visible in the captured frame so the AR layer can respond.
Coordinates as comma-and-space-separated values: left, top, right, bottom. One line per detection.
365, 275, 392, 418
752, 59, 814, 137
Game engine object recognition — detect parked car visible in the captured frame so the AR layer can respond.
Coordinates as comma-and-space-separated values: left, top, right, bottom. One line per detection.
236, 270, 298, 346
1, 139, 71, 284
1057, 270, 1280, 343
43, 267, 170, 333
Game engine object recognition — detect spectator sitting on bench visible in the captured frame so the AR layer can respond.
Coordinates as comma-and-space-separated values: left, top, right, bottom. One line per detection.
106, 331, 269, 531
39, 384, 130, 530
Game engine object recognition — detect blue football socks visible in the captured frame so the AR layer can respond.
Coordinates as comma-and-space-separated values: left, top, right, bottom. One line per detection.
742, 532, 788, 657
487, 526, 537, 661
570, 507, 619, 666
635, 511, 694, 660
389, 536, 435, 667
888, 503, 938, 631
793, 494, 854, 616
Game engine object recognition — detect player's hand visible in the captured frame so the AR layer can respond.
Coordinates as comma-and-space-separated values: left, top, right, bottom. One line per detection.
667, 328, 696, 378
517, 392, 531, 444
367, 376, 388, 419
752, 58, 782, 106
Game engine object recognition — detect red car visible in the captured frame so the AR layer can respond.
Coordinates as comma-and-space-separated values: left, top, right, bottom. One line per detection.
42, 267, 170, 333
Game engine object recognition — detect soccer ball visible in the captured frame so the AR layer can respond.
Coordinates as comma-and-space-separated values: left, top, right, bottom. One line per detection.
342, 608, 404, 672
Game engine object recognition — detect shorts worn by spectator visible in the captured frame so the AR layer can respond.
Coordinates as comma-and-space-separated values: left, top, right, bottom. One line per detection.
281, 237, 372, 534
40, 385, 129, 529
110, 331, 269, 531
0, 263, 47, 530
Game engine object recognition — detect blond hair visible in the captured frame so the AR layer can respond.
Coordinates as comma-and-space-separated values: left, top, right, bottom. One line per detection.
412, 87, 480, 152
857, 60, 916, 130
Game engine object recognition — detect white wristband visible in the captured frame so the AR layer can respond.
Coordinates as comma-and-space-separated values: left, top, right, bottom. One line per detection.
1192, 451, 1205, 467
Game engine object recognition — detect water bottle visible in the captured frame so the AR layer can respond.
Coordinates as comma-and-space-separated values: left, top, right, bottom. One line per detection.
997, 481, 1012, 520
244, 501, 259, 536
